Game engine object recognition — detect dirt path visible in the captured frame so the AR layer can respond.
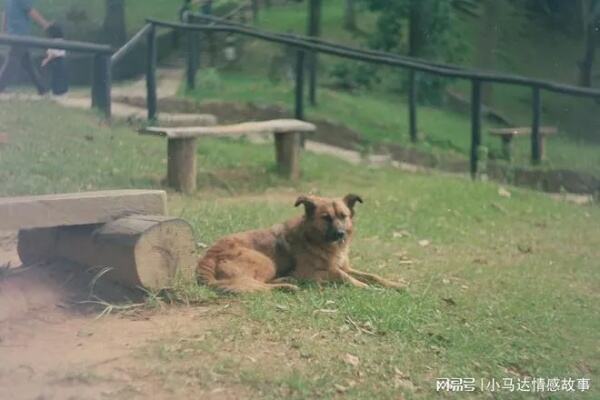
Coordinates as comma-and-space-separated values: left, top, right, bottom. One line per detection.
1, 301, 233, 400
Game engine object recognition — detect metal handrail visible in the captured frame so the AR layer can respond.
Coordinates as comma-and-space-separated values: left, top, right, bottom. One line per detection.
0, 33, 112, 54
111, 23, 153, 67
148, 18, 600, 99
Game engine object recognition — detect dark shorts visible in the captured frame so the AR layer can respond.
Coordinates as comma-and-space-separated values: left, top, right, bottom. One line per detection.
47, 57, 69, 95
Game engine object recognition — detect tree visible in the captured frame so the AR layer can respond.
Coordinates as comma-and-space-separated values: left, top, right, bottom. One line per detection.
360, 0, 459, 102
475, 0, 499, 103
307, 0, 322, 105
362, 0, 455, 59
103, 0, 127, 47
578, 0, 600, 87
343, 0, 356, 31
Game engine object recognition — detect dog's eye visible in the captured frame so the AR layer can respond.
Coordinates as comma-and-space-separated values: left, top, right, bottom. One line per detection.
321, 214, 333, 222
339, 213, 348, 219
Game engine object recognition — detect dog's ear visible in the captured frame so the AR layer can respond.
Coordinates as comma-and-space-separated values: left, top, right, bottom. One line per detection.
343, 194, 363, 216
295, 195, 316, 217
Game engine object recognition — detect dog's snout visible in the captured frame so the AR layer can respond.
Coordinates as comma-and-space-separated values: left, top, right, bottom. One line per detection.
332, 229, 346, 240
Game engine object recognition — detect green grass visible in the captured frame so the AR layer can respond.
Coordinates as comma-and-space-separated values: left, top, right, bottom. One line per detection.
1, 100, 599, 399
236, 0, 600, 155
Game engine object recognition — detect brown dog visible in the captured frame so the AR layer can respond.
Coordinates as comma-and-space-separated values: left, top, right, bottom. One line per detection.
196, 194, 405, 293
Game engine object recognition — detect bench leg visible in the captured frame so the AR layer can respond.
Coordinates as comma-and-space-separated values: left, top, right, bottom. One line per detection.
167, 138, 197, 194
501, 136, 513, 162
539, 136, 545, 161
274, 132, 301, 180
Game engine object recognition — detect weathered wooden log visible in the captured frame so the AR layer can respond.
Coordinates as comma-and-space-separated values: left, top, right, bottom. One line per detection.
167, 138, 198, 194
16, 227, 59, 265
17, 215, 196, 290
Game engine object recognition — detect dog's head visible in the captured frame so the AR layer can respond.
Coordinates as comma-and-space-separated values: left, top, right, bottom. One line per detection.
294, 194, 363, 245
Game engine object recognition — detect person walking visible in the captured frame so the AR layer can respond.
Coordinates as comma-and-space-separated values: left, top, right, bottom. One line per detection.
0, 0, 51, 94
41, 23, 68, 96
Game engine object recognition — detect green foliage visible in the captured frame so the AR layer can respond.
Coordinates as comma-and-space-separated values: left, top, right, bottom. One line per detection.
358, 0, 464, 103
328, 62, 380, 90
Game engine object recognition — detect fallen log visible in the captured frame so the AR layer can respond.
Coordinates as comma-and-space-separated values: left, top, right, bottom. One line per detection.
18, 215, 196, 290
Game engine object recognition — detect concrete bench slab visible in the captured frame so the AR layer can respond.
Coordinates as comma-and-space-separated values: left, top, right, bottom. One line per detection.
0, 190, 167, 231
140, 119, 317, 193
489, 126, 557, 161
141, 119, 316, 139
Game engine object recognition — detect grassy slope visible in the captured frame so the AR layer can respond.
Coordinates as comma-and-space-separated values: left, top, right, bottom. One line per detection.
187, 70, 600, 175
1, 101, 599, 398
177, 0, 600, 177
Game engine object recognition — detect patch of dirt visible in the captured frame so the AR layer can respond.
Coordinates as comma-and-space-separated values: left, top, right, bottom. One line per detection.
0, 231, 20, 268
0, 302, 234, 400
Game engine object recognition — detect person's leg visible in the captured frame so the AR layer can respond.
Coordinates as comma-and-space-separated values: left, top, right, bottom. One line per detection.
20, 49, 48, 94
0, 47, 21, 93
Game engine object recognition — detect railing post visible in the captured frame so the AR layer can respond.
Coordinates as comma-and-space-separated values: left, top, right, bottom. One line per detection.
295, 49, 305, 121
146, 24, 157, 122
531, 86, 542, 165
470, 79, 482, 179
91, 54, 111, 119
185, 15, 198, 91
408, 69, 418, 143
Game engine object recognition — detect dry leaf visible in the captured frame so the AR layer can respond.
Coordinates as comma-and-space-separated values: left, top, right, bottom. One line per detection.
393, 230, 410, 238
394, 368, 415, 391
343, 353, 360, 367
498, 187, 512, 198
314, 308, 338, 314
334, 384, 348, 393
418, 240, 430, 247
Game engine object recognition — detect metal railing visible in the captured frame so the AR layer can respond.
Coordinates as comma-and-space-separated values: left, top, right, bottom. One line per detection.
111, 23, 153, 67
144, 18, 600, 177
0, 33, 113, 118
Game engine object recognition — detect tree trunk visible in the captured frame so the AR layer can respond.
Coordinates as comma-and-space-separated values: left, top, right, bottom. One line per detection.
578, 0, 599, 87
251, 0, 259, 22
307, 0, 321, 105
475, 0, 499, 103
343, 0, 356, 31
103, 0, 127, 47
408, 0, 427, 58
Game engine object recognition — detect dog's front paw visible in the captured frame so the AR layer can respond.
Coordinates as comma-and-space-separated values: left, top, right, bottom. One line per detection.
352, 280, 370, 289
386, 279, 408, 290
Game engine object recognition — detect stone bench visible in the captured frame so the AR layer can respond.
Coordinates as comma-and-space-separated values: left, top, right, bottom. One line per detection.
140, 119, 317, 193
0, 190, 196, 290
490, 126, 557, 161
